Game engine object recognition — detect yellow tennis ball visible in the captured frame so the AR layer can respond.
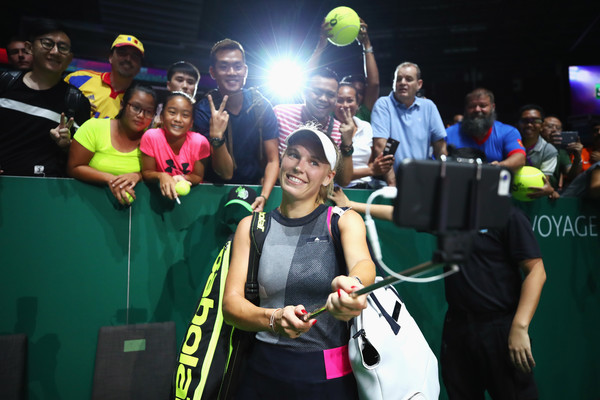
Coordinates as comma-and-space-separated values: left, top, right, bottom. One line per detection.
511, 166, 545, 201
325, 6, 361, 47
121, 192, 134, 205
175, 181, 191, 196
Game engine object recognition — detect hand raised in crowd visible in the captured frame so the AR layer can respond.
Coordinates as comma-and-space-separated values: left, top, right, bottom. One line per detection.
315, 19, 334, 52
270, 305, 315, 339
109, 173, 141, 205
337, 106, 356, 146
508, 324, 536, 373
566, 140, 583, 155
356, 19, 371, 47
326, 275, 368, 322
208, 94, 229, 139
50, 113, 74, 148
371, 153, 394, 176
527, 175, 556, 200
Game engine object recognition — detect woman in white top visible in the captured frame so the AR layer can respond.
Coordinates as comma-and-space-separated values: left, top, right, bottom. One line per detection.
335, 83, 393, 189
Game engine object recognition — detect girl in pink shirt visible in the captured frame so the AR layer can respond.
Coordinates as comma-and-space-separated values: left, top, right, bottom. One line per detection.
141, 91, 210, 200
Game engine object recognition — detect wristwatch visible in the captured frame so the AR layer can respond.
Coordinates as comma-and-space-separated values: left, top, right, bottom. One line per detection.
209, 136, 225, 148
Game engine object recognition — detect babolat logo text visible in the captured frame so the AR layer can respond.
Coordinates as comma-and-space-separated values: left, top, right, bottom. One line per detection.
175, 242, 229, 400
257, 212, 266, 232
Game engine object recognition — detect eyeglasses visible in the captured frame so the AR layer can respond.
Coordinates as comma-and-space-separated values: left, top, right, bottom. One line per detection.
127, 103, 155, 119
37, 38, 71, 55
542, 123, 561, 130
519, 118, 542, 125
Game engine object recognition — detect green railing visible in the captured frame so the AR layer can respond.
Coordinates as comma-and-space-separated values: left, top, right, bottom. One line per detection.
0, 177, 598, 399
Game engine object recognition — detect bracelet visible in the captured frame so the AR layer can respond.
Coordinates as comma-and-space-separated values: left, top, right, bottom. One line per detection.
209, 136, 225, 148
363, 46, 374, 54
269, 308, 281, 334
257, 194, 267, 201
340, 143, 354, 157
352, 276, 362, 284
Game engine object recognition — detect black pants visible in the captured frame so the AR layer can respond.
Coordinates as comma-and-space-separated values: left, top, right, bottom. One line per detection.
441, 311, 538, 400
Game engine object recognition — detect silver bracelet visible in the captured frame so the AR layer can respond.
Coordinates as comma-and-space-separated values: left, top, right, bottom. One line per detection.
363, 47, 374, 54
269, 308, 282, 334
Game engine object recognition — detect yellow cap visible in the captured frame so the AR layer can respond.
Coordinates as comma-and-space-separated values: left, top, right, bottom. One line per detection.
111, 34, 144, 56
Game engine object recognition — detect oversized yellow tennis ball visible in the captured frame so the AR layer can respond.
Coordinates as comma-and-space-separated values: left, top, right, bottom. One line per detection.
511, 166, 545, 201
175, 181, 191, 196
325, 7, 361, 47
121, 192, 134, 205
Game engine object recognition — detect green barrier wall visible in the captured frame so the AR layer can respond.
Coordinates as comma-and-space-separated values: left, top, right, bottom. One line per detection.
0, 177, 598, 399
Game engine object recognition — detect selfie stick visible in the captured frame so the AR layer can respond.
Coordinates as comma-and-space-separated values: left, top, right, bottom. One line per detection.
304, 185, 459, 320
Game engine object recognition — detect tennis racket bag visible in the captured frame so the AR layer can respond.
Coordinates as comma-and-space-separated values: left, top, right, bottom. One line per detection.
172, 212, 269, 400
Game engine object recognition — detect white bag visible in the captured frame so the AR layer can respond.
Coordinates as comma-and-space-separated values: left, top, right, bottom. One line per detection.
349, 277, 440, 400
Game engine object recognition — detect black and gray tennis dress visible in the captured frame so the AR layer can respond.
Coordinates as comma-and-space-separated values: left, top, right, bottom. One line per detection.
236, 204, 358, 400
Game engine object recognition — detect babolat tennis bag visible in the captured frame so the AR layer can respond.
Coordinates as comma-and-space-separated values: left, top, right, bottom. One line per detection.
172, 212, 270, 400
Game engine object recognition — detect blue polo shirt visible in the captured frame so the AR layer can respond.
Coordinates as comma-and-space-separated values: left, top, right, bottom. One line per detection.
194, 88, 278, 184
445, 120, 526, 163
371, 92, 446, 172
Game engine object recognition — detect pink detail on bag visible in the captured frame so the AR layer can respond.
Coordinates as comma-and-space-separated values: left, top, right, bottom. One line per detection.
323, 345, 352, 379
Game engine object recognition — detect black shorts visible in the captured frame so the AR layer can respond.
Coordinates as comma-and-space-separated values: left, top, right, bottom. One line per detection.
235, 341, 358, 400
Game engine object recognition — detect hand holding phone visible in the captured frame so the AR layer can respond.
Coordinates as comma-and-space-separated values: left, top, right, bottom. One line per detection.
383, 138, 399, 156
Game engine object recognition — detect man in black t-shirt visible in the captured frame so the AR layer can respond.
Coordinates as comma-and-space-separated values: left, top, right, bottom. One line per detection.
0, 19, 90, 177
441, 207, 546, 399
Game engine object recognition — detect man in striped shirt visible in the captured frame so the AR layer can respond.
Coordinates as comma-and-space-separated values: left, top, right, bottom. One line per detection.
273, 67, 353, 186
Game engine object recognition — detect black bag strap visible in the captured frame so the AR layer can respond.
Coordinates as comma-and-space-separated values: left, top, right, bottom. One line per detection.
245, 211, 270, 304
0, 71, 23, 94
328, 206, 348, 274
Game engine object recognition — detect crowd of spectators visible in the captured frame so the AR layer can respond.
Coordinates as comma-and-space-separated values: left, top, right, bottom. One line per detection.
1, 17, 599, 200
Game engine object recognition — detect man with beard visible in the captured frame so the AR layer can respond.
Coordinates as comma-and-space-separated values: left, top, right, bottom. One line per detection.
446, 88, 526, 172
65, 34, 144, 119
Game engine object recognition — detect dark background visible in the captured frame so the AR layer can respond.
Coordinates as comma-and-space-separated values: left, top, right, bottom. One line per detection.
4, 0, 600, 129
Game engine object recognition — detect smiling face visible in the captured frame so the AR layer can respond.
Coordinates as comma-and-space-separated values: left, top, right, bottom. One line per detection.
161, 95, 193, 138
28, 31, 72, 75
280, 139, 335, 203
518, 109, 543, 142
393, 65, 422, 106
122, 90, 156, 132
209, 49, 247, 95
304, 75, 338, 121
109, 46, 142, 79
335, 85, 359, 121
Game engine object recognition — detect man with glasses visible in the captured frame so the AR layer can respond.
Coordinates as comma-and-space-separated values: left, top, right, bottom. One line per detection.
274, 67, 354, 186
65, 34, 144, 119
517, 104, 557, 198
0, 19, 90, 177
5, 37, 33, 71
446, 88, 526, 172
540, 115, 583, 191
